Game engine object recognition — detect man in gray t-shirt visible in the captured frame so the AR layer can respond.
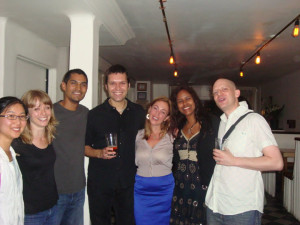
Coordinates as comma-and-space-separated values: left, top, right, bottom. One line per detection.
53, 69, 88, 225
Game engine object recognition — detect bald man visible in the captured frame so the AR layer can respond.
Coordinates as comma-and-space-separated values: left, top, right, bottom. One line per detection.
205, 78, 283, 225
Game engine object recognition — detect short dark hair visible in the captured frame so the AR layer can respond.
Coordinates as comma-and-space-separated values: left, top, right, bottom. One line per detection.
62, 69, 88, 84
104, 64, 129, 84
0, 96, 28, 115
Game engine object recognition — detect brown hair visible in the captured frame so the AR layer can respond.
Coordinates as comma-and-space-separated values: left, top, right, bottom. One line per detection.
20, 90, 58, 144
143, 96, 173, 140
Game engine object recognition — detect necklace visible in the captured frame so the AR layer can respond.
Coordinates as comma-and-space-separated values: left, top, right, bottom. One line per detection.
187, 121, 197, 134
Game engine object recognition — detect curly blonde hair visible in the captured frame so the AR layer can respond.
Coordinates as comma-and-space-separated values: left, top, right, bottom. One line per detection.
20, 90, 58, 144
143, 96, 173, 140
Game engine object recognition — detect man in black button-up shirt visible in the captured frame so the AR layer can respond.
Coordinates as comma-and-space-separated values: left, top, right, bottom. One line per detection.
85, 65, 145, 225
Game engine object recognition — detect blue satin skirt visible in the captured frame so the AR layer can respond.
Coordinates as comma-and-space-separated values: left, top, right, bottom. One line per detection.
134, 173, 174, 225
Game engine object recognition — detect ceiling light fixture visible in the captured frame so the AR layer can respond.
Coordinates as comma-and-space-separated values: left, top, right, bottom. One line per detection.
174, 68, 178, 77
169, 54, 174, 64
239, 14, 300, 77
255, 52, 261, 64
159, 0, 178, 77
240, 69, 244, 77
292, 18, 299, 37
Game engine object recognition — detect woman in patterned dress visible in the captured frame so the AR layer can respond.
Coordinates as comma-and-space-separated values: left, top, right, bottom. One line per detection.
170, 86, 219, 225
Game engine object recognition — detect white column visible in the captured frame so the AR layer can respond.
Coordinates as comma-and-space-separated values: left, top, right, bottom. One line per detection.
0, 17, 7, 97
293, 140, 300, 220
68, 14, 100, 225
68, 14, 100, 109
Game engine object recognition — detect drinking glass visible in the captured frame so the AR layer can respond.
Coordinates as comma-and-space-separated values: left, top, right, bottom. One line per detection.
105, 132, 118, 156
215, 137, 228, 151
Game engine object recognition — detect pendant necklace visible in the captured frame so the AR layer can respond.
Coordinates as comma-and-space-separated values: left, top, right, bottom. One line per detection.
187, 121, 197, 134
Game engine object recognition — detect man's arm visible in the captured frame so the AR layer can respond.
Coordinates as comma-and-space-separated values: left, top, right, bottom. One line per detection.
85, 145, 116, 159
213, 145, 283, 171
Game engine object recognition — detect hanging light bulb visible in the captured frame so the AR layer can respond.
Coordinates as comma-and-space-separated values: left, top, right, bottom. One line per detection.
240, 69, 244, 77
174, 69, 178, 77
255, 52, 261, 64
169, 54, 174, 64
292, 19, 299, 37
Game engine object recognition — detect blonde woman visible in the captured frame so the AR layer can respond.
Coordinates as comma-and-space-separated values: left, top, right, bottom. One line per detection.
134, 97, 174, 225
12, 90, 58, 225
0, 96, 28, 225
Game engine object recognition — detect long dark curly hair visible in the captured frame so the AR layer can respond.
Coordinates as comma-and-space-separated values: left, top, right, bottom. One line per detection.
170, 85, 211, 135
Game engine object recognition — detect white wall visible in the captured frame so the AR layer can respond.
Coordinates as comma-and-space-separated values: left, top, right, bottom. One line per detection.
0, 18, 7, 97
274, 133, 300, 149
153, 84, 169, 99
2, 20, 68, 101
55, 47, 70, 102
261, 70, 300, 130
193, 85, 212, 100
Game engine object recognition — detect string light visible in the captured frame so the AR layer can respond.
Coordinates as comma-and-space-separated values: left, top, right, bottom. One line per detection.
292, 19, 299, 37
239, 14, 300, 78
255, 52, 261, 64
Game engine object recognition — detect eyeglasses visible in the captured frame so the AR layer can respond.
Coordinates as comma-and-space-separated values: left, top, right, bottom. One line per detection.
212, 87, 229, 97
0, 114, 29, 121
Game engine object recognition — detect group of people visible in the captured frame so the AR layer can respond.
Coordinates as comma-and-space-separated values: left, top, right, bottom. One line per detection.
0, 63, 283, 225
0, 68, 89, 225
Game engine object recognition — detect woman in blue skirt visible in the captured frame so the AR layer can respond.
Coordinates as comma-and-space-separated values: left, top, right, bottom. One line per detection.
134, 97, 175, 225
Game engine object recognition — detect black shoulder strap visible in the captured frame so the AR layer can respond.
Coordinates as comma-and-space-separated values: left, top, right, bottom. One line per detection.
222, 112, 253, 144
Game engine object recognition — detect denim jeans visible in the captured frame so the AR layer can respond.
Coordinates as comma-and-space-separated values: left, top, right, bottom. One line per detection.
206, 207, 262, 225
25, 204, 57, 225
55, 188, 85, 225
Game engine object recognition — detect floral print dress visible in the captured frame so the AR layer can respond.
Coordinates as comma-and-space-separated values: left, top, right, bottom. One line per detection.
170, 130, 206, 225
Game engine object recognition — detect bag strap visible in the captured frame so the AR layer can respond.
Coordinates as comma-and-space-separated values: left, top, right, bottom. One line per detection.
222, 112, 253, 144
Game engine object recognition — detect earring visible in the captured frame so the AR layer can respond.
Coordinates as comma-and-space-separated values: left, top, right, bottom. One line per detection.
146, 114, 150, 119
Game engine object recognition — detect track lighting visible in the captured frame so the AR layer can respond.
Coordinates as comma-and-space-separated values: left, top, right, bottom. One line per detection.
159, 0, 178, 77
255, 52, 261, 64
169, 55, 174, 64
239, 14, 300, 78
240, 69, 244, 77
292, 19, 299, 37
174, 69, 178, 77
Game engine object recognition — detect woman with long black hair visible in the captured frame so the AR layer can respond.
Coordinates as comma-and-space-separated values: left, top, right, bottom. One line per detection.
170, 86, 219, 225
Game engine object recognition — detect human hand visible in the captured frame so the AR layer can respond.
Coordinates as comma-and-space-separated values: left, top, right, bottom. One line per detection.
97, 147, 116, 159
213, 147, 235, 166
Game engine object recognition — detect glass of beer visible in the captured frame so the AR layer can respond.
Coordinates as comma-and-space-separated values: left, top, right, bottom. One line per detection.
105, 132, 118, 156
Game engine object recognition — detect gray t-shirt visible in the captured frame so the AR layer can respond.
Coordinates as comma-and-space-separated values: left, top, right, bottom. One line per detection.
53, 102, 89, 194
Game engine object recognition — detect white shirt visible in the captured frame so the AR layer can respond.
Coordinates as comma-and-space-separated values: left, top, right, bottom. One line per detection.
135, 129, 174, 177
205, 101, 277, 215
0, 146, 24, 225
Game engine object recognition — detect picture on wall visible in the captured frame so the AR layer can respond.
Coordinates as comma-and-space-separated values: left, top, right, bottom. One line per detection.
137, 92, 147, 100
137, 83, 147, 91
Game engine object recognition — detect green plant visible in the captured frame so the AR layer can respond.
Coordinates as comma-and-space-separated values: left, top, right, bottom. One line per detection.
262, 104, 284, 120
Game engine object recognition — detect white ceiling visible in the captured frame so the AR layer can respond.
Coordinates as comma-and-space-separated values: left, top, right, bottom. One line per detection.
1, 0, 300, 86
